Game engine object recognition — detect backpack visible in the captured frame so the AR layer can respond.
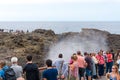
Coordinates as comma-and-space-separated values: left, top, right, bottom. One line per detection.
4, 67, 16, 80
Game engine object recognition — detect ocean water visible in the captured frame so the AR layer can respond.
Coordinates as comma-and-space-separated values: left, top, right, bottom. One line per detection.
0, 21, 120, 34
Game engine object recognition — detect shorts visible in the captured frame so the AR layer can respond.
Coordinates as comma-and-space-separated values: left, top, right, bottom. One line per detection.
86, 69, 92, 76
78, 67, 85, 77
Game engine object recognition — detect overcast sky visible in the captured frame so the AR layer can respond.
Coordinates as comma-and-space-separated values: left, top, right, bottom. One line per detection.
0, 0, 120, 21
0, 0, 120, 34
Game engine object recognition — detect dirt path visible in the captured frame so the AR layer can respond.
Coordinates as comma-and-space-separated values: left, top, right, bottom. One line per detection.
95, 76, 106, 80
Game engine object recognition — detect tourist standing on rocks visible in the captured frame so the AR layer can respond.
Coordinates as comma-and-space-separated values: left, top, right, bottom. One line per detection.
69, 55, 79, 80
53, 53, 66, 80
106, 65, 120, 80
90, 53, 98, 79
69, 53, 76, 65
106, 51, 113, 73
116, 55, 120, 74
84, 52, 93, 80
77, 51, 86, 80
115, 50, 120, 62
1, 60, 9, 74
96, 51, 105, 79
0, 60, 5, 80
23, 55, 40, 80
11, 57, 23, 79
92, 53, 98, 78
110, 49, 115, 61
42, 59, 58, 80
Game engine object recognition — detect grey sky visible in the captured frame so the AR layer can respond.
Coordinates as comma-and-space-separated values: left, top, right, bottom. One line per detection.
0, 0, 120, 34
0, 0, 120, 21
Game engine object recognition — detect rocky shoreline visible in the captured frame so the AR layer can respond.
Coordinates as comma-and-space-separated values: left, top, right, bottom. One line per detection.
0, 28, 120, 66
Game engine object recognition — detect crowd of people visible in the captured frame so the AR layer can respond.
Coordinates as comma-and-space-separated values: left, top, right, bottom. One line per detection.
0, 50, 120, 80
41, 50, 120, 80
0, 55, 40, 80
0, 28, 29, 34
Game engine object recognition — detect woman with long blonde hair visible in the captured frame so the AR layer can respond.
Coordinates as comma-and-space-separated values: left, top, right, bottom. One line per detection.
106, 65, 120, 80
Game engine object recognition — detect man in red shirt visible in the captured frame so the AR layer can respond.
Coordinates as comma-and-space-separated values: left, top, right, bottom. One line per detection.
96, 51, 105, 79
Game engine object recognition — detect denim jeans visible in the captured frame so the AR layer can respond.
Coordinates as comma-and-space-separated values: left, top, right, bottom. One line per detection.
106, 61, 113, 73
98, 64, 104, 76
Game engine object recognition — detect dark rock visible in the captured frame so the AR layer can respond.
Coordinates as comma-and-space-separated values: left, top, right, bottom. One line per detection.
0, 47, 7, 53
0, 40, 4, 45
0, 28, 120, 67
33, 29, 55, 36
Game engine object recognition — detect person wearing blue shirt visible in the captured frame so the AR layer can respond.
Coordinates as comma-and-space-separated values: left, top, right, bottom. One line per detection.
42, 59, 58, 80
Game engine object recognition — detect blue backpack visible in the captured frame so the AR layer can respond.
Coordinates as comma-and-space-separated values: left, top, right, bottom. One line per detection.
3, 66, 16, 80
